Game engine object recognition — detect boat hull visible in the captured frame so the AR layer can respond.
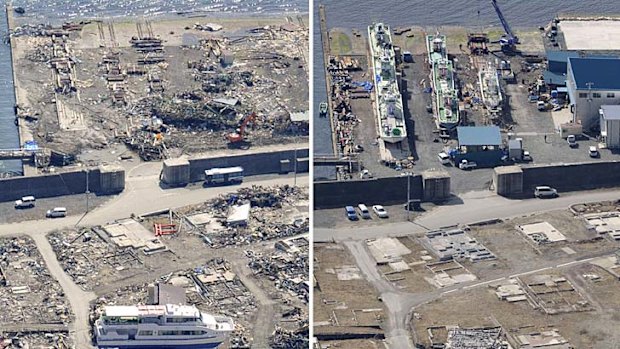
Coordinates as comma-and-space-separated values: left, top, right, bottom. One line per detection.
97, 343, 222, 349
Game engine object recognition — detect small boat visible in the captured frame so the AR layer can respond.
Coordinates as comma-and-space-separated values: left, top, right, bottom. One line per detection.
319, 101, 328, 117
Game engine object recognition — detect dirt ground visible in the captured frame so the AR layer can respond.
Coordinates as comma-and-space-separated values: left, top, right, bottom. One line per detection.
314, 242, 387, 341
411, 263, 620, 348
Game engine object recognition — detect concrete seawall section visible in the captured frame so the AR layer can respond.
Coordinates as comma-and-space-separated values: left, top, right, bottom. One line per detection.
0, 164, 125, 202
495, 161, 620, 197
162, 147, 310, 185
314, 175, 424, 209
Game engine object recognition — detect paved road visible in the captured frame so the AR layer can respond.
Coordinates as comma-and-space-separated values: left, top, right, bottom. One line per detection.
0, 168, 308, 349
322, 188, 620, 349
316, 188, 620, 242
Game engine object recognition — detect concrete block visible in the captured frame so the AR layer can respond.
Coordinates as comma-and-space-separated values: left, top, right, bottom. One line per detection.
494, 165, 523, 196
162, 158, 190, 186
422, 170, 451, 201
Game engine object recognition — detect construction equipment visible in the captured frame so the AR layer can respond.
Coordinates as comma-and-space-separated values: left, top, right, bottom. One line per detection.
226, 112, 256, 149
491, 0, 519, 53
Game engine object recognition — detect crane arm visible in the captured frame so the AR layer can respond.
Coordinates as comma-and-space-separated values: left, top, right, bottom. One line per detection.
491, 0, 518, 44
238, 112, 257, 136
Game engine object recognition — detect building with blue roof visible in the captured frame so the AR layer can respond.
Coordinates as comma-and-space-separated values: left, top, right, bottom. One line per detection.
454, 126, 504, 167
543, 51, 579, 87
567, 57, 620, 130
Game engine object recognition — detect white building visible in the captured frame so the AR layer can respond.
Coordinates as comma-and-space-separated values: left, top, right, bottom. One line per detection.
600, 105, 620, 149
567, 57, 620, 130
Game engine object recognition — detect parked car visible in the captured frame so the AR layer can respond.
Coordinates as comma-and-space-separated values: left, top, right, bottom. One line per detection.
459, 159, 477, 170
15, 196, 36, 209
534, 186, 558, 199
46, 207, 67, 218
438, 152, 451, 165
567, 135, 577, 148
372, 205, 389, 218
345, 206, 358, 220
357, 204, 371, 219
537, 101, 547, 111
522, 151, 532, 162
589, 146, 599, 158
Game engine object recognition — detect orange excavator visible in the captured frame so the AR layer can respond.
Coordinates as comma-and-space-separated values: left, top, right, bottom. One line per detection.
226, 112, 256, 149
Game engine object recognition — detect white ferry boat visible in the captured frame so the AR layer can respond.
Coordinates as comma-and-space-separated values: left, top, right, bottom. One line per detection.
94, 304, 234, 349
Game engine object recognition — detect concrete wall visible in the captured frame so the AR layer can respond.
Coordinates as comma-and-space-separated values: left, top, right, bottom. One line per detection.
187, 148, 310, 182
522, 161, 620, 194
0, 166, 125, 202
314, 175, 424, 209
493, 161, 620, 198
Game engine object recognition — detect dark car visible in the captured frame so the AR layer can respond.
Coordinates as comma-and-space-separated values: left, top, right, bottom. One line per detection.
345, 206, 358, 220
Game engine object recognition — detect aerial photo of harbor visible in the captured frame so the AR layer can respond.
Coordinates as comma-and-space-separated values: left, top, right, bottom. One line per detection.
0, 0, 309, 348
314, 0, 620, 348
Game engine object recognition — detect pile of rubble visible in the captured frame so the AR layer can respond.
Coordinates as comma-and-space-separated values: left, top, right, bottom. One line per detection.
172, 185, 309, 248
327, 55, 366, 156
0, 332, 70, 349
48, 229, 147, 291
246, 237, 309, 303
268, 324, 309, 349
0, 237, 72, 325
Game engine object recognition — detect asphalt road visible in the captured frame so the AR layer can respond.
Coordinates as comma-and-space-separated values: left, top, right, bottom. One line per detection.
315, 188, 620, 242
0, 163, 308, 349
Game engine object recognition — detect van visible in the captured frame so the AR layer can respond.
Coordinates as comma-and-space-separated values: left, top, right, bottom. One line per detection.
437, 152, 450, 165
46, 207, 67, 218
358, 204, 371, 219
15, 196, 36, 209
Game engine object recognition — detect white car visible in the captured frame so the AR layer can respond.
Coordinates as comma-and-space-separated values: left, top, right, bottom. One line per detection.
372, 205, 389, 218
438, 152, 450, 165
15, 196, 36, 209
589, 146, 599, 158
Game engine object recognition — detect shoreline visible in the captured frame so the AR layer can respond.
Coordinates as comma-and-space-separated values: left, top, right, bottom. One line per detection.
11, 8, 309, 27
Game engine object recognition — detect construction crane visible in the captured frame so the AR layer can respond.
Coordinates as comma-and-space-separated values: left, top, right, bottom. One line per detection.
226, 112, 257, 149
491, 0, 519, 53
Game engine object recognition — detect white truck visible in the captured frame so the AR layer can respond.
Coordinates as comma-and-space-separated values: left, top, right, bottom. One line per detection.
458, 159, 477, 170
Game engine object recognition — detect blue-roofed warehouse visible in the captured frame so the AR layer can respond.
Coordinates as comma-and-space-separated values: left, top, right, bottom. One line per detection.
567, 57, 620, 130
543, 50, 579, 87
453, 126, 504, 167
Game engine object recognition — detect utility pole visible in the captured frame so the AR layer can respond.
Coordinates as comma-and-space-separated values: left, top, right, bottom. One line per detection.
85, 169, 90, 213
293, 148, 298, 186
406, 172, 411, 222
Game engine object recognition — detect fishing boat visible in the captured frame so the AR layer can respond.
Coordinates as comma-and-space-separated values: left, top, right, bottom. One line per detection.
368, 22, 407, 143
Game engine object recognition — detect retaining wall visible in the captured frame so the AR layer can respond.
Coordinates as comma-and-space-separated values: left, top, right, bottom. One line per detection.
314, 175, 424, 209
522, 161, 620, 194
0, 166, 125, 202
187, 148, 310, 182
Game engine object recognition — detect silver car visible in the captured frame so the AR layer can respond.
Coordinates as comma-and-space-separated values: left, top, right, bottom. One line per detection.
534, 186, 558, 199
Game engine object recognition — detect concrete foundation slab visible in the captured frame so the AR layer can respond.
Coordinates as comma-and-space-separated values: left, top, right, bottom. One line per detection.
560, 21, 620, 50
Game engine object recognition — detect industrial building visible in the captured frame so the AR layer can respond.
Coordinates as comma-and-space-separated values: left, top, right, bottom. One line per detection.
567, 57, 620, 130
453, 126, 504, 167
543, 51, 579, 87
599, 105, 620, 149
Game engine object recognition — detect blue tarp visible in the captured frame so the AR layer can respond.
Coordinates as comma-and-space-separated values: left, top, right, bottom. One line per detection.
23, 141, 38, 150
353, 81, 373, 92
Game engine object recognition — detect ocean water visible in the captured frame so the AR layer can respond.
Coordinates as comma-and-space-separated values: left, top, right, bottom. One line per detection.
10, 0, 308, 24
313, 0, 620, 155
0, 5, 20, 174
